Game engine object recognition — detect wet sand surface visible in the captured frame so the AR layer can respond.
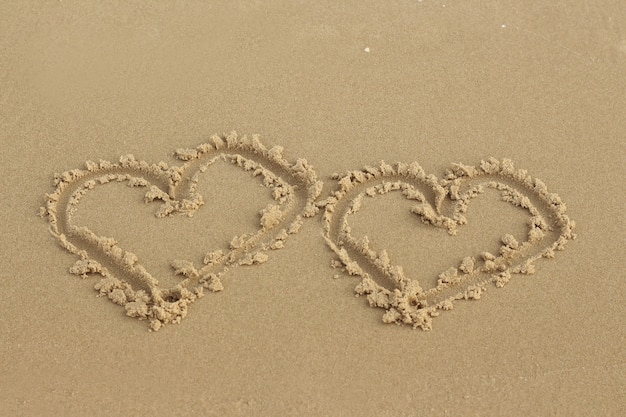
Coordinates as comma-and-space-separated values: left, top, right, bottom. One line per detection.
1, 1, 624, 416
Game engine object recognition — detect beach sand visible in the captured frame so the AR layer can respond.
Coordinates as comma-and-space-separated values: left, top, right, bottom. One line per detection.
1, 1, 624, 416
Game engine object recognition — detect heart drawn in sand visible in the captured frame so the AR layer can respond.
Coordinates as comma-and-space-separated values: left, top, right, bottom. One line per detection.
41, 132, 322, 331
321, 158, 576, 330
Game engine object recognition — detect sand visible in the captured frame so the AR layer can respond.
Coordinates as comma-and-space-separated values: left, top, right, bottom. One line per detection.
1, 1, 625, 416
41, 132, 322, 331
322, 158, 576, 331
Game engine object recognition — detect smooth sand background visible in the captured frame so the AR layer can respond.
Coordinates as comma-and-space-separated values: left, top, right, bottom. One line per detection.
1, 1, 625, 416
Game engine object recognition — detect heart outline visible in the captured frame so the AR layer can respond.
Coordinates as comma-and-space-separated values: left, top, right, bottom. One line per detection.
41, 132, 323, 331
321, 158, 576, 330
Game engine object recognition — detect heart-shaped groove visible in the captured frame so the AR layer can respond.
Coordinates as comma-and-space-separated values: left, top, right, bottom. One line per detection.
321, 158, 576, 330
41, 132, 323, 331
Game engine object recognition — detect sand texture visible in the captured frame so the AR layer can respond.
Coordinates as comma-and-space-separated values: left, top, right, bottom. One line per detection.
1, 1, 625, 416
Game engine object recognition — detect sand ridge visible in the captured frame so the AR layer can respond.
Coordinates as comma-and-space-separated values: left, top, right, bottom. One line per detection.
40, 131, 323, 331
321, 158, 576, 330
